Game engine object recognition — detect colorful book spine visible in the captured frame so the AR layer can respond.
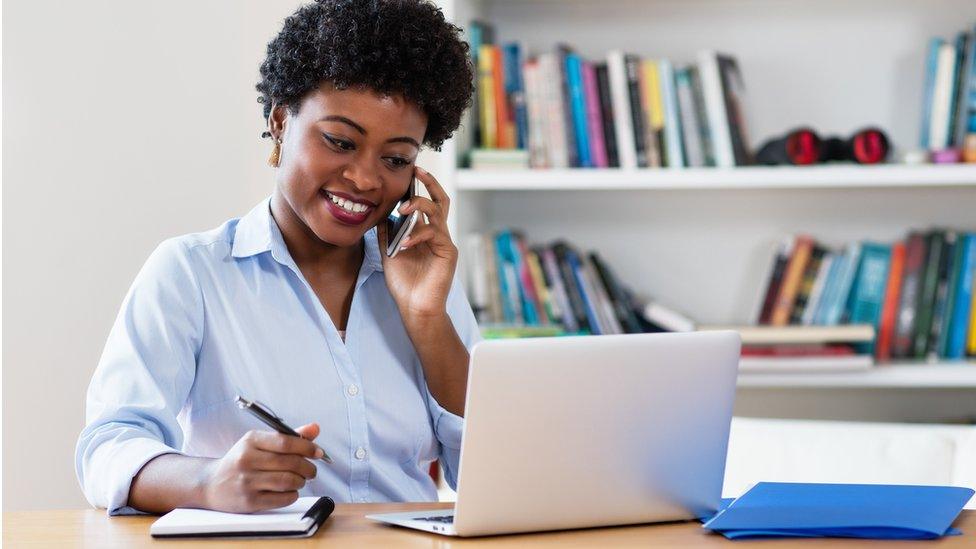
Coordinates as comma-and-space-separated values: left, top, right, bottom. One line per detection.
523, 59, 549, 168
625, 54, 649, 167
539, 53, 569, 168
823, 243, 862, 326
478, 44, 497, 149
946, 234, 975, 358
928, 42, 958, 151
565, 53, 593, 167
502, 42, 528, 149
658, 59, 685, 168
892, 232, 927, 358
876, 242, 906, 362
688, 66, 715, 166
938, 232, 967, 357
582, 62, 609, 168
491, 46, 514, 149
802, 252, 834, 326
920, 38, 944, 149
541, 247, 578, 332
565, 246, 603, 334
640, 59, 664, 167
698, 50, 735, 167
595, 63, 620, 167
556, 44, 579, 167
675, 68, 705, 167
606, 50, 638, 169
790, 245, 826, 325
846, 243, 893, 346
717, 54, 751, 165
770, 235, 814, 326
928, 232, 957, 358
757, 237, 794, 324
913, 231, 945, 358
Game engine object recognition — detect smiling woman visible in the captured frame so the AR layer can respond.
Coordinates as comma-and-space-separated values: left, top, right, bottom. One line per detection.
74, 0, 478, 517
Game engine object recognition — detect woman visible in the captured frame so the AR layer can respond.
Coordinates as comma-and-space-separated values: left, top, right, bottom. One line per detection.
75, 0, 476, 515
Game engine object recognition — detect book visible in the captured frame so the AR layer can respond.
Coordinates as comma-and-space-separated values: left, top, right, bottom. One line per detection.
738, 354, 873, 373
625, 54, 650, 167
892, 232, 927, 358
955, 26, 976, 147
948, 32, 970, 147
556, 44, 579, 167
790, 244, 827, 325
467, 21, 494, 150
718, 54, 751, 165
919, 37, 943, 149
552, 241, 592, 333
913, 230, 946, 358
846, 242, 892, 328
564, 245, 605, 334
491, 46, 514, 149
756, 237, 794, 324
606, 50, 638, 169
582, 62, 609, 168
595, 63, 620, 167
639, 59, 664, 167
928, 42, 958, 151
688, 66, 715, 166
590, 252, 644, 333
522, 59, 548, 168
582, 254, 623, 334
659, 58, 685, 168
811, 252, 844, 325
150, 496, 334, 539
822, 243, 862, 326
875, 241, 906, 362
565, 53, 592, 167
927, 231, 956, 359
770, 235, 814, 326
675, 67, 706, 167
477, 44, 498, 149
503, 42, 528, 149
468, 148, 530, 170
801, 252, 834, 326
938, 232, 966, 357
540, 246, 579, 332
945, 234, 975, 358
539, 53, 570, 168
698, 50, 735, 167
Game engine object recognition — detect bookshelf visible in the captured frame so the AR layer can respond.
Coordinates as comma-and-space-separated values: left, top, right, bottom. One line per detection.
430, 0, 976, 419
457, 165, 976, 191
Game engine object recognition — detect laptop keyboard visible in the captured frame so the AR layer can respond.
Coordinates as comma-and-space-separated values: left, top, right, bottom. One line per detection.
416, 515, 455, 523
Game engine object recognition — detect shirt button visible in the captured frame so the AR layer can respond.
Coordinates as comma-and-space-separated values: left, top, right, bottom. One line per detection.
355, 447, 367, 460
347, 384, 360, 397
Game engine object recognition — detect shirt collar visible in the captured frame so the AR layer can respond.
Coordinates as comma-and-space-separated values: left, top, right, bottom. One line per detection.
231, 196, 384, 273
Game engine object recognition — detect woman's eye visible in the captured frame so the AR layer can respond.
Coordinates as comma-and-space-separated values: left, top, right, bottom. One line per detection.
323, 134, 354, 151
386, 157, 412, 169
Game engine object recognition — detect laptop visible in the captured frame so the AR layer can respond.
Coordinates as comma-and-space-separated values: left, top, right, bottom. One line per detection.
367, 330, 741, 537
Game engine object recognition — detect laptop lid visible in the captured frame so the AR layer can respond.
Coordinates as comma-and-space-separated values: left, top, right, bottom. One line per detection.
452, 331, 740, 536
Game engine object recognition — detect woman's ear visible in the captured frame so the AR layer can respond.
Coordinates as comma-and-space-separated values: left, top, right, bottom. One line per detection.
267, 103, 289, 141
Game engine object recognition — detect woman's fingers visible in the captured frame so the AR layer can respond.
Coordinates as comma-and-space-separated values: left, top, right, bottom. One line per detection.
245, 430, 323, 459
414, 166, 450, 216
400, 196, 445, 228
295, 422, 320, 441
249, 471, 308, 492
247, 450, 318, 479
254, 490, 301, 511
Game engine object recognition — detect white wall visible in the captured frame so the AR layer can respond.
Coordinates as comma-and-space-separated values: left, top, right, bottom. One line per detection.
3, 0, 306, 511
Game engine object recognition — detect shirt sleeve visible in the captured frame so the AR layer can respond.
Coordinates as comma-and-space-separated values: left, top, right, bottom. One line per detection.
424, 273, 482, 491
74, 239, 203, 515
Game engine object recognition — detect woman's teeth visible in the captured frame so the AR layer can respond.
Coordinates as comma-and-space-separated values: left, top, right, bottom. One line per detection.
327, 192, 370, 214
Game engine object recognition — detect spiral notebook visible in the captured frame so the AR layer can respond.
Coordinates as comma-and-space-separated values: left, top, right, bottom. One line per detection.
150, 496, 334, 539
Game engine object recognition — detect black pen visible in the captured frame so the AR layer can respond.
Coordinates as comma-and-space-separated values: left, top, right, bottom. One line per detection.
235, 395, 334, 464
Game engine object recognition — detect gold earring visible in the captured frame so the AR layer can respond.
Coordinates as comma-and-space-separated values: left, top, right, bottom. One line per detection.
268, 138, 281, 167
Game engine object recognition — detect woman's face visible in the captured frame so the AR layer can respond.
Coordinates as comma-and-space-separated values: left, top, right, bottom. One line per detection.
270, 83, 428, 248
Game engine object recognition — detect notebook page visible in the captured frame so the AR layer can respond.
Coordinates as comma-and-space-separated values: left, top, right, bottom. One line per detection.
150, 496, 319, 535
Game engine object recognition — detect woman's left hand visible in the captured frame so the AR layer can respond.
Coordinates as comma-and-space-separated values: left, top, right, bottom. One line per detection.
378, 166, 457, 321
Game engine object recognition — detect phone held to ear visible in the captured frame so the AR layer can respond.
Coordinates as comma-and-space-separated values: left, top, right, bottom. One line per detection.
385, 177, 420, 258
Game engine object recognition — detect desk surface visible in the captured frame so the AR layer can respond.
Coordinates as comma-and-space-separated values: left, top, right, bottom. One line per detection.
4, 504, 974, 548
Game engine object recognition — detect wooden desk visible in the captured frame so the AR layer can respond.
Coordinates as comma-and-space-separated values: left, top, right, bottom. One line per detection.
4, 504, 973, 548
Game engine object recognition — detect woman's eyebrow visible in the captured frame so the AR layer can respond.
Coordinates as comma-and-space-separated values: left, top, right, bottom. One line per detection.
320, 115, 419, 148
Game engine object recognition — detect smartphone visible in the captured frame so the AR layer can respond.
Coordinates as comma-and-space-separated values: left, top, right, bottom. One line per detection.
385, 177, 420, 258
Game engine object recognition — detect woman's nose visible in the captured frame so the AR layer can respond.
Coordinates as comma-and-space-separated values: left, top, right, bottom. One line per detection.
342, 160, 382, 193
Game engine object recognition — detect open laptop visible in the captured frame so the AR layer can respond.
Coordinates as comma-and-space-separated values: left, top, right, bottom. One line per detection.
367, 330, 740, 537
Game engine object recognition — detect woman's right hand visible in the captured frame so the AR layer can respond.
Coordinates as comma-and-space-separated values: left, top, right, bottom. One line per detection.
200, 423, 322, 513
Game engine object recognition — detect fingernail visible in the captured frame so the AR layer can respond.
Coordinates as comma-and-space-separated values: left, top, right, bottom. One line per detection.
315, 448, 324, 458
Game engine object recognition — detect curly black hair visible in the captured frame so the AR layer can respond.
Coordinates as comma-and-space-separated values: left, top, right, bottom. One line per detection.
256, 0, 473, 150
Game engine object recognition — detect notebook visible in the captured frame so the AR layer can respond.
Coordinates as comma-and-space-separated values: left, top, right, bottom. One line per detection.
150, 496, 334, 539
702, 482, 973, 540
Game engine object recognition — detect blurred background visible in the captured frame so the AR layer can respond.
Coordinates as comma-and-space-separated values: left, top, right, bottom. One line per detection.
4, 0, 976, 511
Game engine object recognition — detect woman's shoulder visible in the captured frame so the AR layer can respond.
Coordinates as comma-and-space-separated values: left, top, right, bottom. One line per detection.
139, 217, 243, 283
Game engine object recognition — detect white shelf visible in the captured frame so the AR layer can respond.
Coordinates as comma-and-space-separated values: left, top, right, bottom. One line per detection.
456, 164, 976, 191
737, 363, 976, 389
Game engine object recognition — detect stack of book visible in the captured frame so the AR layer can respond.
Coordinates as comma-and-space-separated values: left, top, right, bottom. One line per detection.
754, 231, 976, 363
920, 23, 976, 162
462, 231, 648, 336
466, 21, 751, 170
700, 325, 876, 373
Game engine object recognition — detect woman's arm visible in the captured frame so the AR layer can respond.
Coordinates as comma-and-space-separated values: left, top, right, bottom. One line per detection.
402, 313, 470, 416
128, 426, 321, 514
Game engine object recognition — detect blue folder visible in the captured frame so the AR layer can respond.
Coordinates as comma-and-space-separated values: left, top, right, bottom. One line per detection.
702, 482, 973, 540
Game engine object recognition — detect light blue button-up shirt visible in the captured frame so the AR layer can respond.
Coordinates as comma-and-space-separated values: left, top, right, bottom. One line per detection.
75, 197, 480, 514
